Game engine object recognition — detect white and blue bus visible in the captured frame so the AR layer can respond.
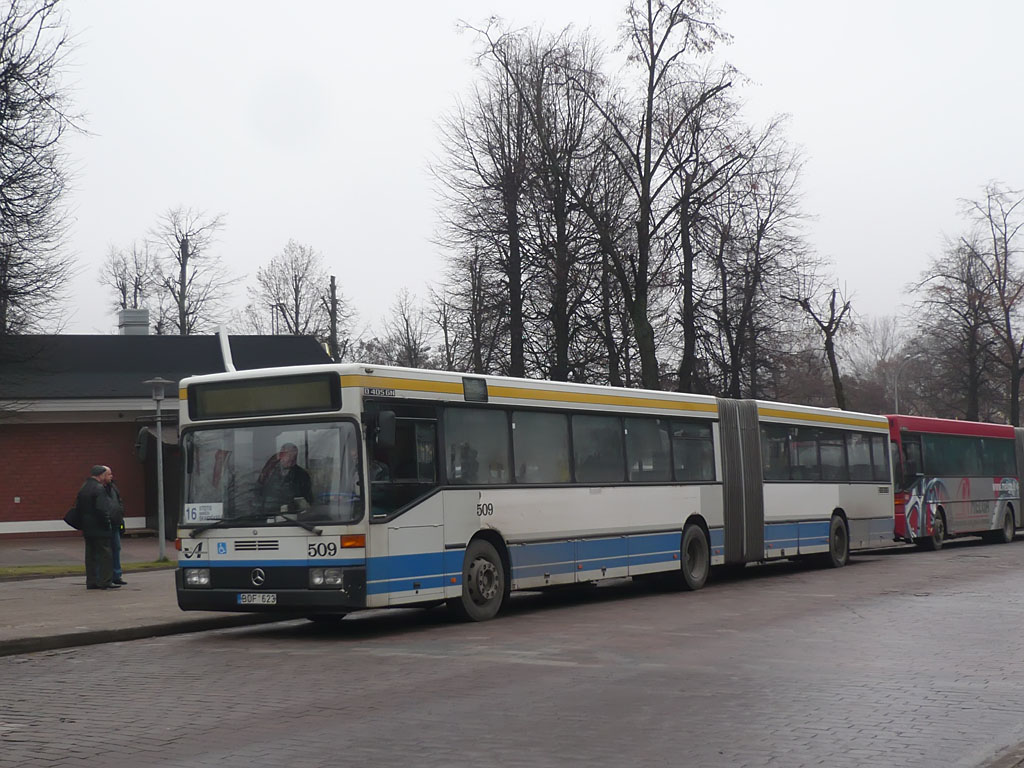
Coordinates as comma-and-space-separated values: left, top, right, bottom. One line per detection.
175, 363, 895, 621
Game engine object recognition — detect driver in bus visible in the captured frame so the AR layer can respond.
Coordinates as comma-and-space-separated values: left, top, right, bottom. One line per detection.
256, 442, 314, 515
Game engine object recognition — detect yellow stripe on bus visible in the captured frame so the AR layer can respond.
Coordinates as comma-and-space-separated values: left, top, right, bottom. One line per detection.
341, 374, 716, 414
757, 407, 887, 431
340, 374, 463, 395
487, 385, 718, 413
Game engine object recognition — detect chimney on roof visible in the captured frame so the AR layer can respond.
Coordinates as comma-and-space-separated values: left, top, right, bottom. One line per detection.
117, 308, 150, 335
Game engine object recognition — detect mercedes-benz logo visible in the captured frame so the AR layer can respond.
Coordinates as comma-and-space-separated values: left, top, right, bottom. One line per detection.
250, 568, 266, 587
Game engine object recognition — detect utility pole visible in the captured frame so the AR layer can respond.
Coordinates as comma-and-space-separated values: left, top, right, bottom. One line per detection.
143, 377, 174, 561
328, 275, 339, 360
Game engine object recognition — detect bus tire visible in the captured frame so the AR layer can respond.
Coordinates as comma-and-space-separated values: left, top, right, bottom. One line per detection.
991, 508, 1015, 544
824, 515, 849, 568
448, 539, 506, 622
680, 524, 710, 590
918, 510, 945, 551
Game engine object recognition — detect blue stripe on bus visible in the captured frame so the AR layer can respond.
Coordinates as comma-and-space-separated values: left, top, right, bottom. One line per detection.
510, 541, 574, 568
363, 550, 468, 595
576, 537, 628, 560
761, 521, 831, 552
367, 551, 446, 582
512, 561, 577, 579
798, 520, 830, 549
628, 532, 681, 556
627, 551, 679, 567
367, 575, 451, 595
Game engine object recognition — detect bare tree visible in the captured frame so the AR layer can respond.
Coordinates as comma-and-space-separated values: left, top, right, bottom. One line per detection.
241, 239, 347, 340
912, 238, 998, 420
577, 0, 732, 389
784, 285, 853, 409
506, 30, 606, 382
151, 207, 233, 335
0, 0, 80, 334
697, 119, 809, 398
364, 289, 436, 369
960, 183, 1024, 424
435, 39, 532, 377
99, 241, 154, 311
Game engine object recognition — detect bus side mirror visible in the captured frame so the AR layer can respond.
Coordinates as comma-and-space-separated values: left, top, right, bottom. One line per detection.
377, 411, 396, 449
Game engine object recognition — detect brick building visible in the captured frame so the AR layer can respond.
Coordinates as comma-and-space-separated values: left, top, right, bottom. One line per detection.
0, 316, 331, 538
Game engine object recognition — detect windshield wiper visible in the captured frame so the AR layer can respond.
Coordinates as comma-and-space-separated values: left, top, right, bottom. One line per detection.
188, 513, 267, 538
273, 513, 322, 535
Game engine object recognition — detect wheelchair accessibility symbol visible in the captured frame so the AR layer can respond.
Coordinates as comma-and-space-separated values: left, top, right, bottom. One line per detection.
217, 542, 227, 555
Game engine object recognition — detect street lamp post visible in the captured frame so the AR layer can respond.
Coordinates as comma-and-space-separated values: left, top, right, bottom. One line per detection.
144, 377, 174, 561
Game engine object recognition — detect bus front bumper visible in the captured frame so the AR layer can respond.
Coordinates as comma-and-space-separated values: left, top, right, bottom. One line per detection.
175, 567, 366, 613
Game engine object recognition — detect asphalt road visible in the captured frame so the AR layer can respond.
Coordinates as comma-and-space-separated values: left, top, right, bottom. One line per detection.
4, 538, 1024, 768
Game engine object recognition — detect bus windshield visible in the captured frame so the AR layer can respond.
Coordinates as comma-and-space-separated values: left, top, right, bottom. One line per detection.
181, 420, 363, 527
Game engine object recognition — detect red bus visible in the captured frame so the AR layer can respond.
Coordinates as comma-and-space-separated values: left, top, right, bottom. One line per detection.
888, 415, 1022, 549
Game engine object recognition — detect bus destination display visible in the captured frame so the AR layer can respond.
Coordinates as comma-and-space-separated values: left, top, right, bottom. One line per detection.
189, 373, 340, 420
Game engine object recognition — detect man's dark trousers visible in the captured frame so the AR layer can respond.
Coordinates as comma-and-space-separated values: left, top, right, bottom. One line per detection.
84, 535, 114, 588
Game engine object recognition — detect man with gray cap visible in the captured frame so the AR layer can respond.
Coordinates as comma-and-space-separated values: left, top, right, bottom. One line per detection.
76, 465, 121, 590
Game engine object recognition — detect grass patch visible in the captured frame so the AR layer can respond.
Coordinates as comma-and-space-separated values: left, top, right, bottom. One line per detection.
0, 560, 176, 581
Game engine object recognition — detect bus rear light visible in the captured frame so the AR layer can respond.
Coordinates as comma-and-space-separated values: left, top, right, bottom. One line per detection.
175, 538, 182, 551
340, 534, 365, 548
894, 492, 909, 506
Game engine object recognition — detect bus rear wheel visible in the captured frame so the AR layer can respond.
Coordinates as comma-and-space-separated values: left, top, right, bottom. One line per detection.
823, 515, 849, 568
917, 510, 945, 551
448, 539, 506, 622
679, 524, 710, 590
985, 508, 1015, 544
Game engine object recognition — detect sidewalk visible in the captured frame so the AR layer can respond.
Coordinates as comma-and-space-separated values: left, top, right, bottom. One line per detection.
0, 534, 278, 656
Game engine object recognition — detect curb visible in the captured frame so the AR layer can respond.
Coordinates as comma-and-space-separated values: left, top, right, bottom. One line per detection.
980, 744, 1024, 768
0, 614, 285, 658
0, 565, 179, 583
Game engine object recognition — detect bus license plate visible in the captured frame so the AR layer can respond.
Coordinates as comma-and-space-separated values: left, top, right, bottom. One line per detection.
237, 593, 277, 605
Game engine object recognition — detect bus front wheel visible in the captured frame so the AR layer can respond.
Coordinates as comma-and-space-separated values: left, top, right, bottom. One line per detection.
680, 524, 710, 590
449, 539, 506, 622
918, 511, 945, 551
824, 515, 849, 568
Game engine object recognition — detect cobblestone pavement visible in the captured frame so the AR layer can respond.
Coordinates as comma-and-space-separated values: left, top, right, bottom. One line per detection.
4, 538, 1024, 768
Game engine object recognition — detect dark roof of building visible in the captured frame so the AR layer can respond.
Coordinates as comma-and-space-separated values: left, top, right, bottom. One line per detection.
0, 335, 333, 399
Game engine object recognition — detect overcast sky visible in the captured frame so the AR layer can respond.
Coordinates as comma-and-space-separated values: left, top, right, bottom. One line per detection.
59, 0, 1024, 338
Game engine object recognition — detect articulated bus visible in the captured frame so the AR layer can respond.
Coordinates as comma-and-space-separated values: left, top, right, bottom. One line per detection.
888, 414, 1023, 550
175, 364, 896, 622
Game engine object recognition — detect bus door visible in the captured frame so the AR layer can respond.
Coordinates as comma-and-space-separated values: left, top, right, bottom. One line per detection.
716, 399, 765, 564
364, 403, 443, 605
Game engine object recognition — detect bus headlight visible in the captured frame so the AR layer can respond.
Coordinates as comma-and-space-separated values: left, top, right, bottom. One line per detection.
184, 568, 211, 587
309, 568, 344, 588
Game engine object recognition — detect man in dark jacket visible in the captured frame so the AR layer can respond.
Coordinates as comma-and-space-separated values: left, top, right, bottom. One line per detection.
106, 476, 127, 585
256, 443, 314, 515
77, 465, 120, 590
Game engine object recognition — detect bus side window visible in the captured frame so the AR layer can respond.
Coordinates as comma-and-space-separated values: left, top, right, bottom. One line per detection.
903, 439, 922, 479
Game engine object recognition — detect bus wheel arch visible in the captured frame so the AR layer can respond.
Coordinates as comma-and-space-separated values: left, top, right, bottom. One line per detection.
918, 507, 946, 551
448, 531, 510, 622
679, 516, 711, 590
823, 510, 849, 568
989, 504, 1015, 544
